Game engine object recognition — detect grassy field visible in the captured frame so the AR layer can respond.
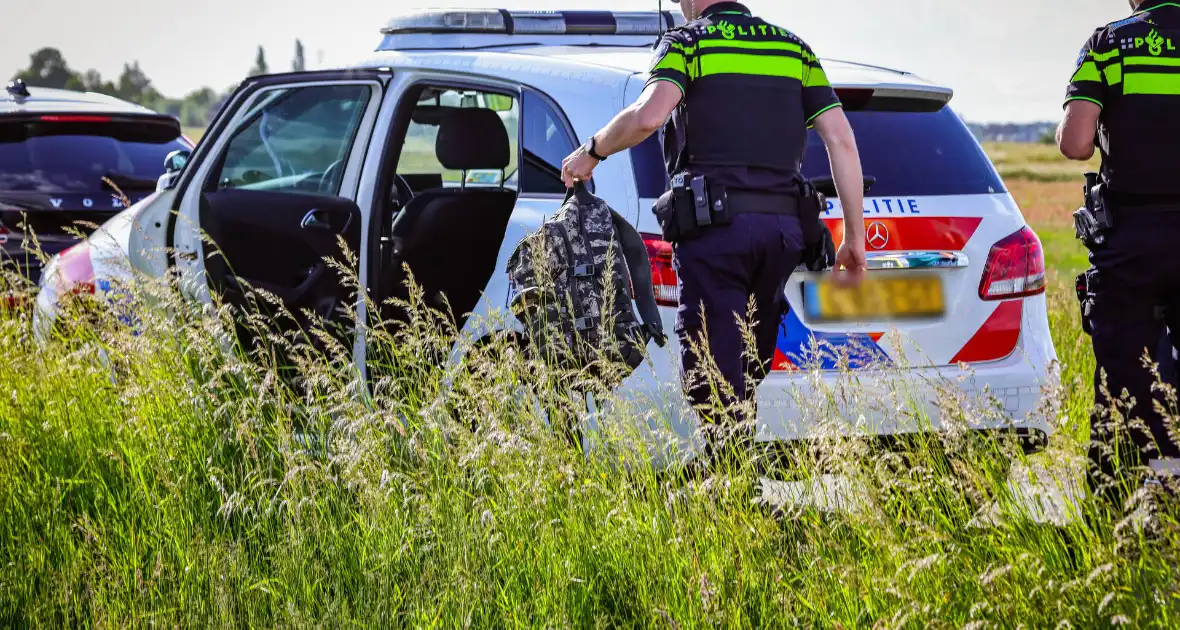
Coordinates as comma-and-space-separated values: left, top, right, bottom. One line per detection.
1, 142, 1178, 628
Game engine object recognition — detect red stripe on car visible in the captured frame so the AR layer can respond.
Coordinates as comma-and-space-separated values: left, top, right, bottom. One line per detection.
951, 300, 1023, 364
824, 217, 983, 252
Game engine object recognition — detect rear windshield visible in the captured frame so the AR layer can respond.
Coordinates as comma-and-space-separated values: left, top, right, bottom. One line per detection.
631, 105, 1006, 199
0, 119, 187, 193
801, 107, 1006, 197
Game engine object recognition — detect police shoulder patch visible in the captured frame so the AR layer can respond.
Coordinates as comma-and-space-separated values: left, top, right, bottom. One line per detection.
650, 40, 671, 71
1108, 13, 1146, 31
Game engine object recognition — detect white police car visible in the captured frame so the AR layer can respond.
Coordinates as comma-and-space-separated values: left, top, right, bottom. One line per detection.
35, 9, 1059, 454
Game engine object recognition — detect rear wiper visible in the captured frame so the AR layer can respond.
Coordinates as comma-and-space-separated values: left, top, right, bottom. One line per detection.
102, 172, 159, 192
809, 176, 876, 198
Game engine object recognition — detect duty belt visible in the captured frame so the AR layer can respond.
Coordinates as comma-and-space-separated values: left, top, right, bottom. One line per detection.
725, 191, 800, 216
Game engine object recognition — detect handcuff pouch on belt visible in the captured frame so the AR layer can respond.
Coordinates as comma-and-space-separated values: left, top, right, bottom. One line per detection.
1074, 172, 1116, 250
653, 172, 731, 244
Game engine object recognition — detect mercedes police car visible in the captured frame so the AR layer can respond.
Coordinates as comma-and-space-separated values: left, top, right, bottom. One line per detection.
34, 9, 1059, 454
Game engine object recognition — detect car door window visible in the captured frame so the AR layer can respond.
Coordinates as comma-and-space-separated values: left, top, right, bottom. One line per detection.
517, 90, 578, 195
210, 84, 372, 196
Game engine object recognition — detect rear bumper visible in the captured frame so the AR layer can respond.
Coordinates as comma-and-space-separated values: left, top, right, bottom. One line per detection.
610, 300, 1059, 454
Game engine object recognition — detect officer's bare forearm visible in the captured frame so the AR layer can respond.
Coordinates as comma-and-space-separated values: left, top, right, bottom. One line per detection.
813, 108, 865, 240
592, 82, 683, 157
1058, 100, 1101, 161
593, 106, 662, 157
830, 148, 866, 240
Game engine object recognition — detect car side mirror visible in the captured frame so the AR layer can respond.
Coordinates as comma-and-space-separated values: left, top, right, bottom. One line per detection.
164, 150, 191, 174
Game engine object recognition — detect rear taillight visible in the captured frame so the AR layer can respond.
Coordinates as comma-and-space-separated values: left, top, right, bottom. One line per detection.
0, 223, 8, 245
57, 241, 96, 295
978, 226, 1046, 301
642, 234, 679, 307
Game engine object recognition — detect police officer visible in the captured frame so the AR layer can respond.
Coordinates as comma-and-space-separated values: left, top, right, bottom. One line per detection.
562, 0, 867, 468
1059, 0, 1180, 506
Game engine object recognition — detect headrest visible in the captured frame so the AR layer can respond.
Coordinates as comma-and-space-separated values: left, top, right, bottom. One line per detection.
435, 108, 511, 171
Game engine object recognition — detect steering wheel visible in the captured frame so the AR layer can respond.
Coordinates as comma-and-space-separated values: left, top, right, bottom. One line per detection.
391, 174, 415, 211
318, 159, 344, 194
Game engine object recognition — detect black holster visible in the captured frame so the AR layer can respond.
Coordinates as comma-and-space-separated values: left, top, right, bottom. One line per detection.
1076, 267, 1099, 336
1074, 172, 1115, 250
798, 180, 836, 271
653, 172, 731, 244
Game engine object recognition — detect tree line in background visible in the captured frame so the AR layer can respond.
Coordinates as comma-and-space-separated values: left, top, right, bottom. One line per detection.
9, 40, 309, 129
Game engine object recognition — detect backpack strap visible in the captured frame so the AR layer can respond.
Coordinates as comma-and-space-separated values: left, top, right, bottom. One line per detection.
610, 209, 668, 348
565, 180, 597, 206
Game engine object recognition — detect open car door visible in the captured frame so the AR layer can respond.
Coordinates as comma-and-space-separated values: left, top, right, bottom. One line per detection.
170, 72, 386, 360
200, 190, 362, 349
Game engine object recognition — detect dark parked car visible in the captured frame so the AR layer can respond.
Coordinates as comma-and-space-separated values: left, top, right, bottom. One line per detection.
0, 79, 192, 285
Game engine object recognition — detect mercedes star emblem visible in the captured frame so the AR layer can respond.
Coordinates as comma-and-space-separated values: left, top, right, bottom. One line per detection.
866, 222, 890, 250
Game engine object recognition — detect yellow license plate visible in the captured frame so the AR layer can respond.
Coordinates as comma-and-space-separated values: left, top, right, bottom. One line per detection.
802, 273, 946, 323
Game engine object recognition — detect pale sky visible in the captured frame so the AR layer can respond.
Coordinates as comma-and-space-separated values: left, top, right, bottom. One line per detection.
1, 0, 1134, 122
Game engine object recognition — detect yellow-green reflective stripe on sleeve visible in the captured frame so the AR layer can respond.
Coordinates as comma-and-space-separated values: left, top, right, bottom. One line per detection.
805, 67, 830, 88
1065, 96, 1104, 108
1072, 61, 1101, 83
1105, 63, 1122, 86
807, 102, 842, 125
699, 53, 803, 79
1091, 49, 1120, 62
652, 51, 686, 74
1124, 73, 1180, 95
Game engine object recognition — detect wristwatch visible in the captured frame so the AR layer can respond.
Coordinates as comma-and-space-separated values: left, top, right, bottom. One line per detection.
586, 136, 607, 161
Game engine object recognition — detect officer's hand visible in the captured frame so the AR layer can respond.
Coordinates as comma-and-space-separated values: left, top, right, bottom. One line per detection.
561, 146, 599, 189
833, 242, 867, 287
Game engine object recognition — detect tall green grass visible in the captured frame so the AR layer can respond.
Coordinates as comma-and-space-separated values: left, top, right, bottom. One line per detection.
1, 239, 1178, 628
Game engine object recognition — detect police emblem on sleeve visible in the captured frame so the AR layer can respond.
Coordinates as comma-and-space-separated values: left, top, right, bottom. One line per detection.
650, 40, 671, 72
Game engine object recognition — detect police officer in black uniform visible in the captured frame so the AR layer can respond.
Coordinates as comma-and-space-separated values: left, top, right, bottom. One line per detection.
562, 0, 867, 468
1059, 0, 1180, 506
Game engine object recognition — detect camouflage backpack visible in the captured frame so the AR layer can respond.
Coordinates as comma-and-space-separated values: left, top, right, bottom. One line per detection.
506, 182, 666, 379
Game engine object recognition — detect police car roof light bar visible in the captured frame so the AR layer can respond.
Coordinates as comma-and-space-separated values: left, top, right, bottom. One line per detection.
381, 9, 680, 37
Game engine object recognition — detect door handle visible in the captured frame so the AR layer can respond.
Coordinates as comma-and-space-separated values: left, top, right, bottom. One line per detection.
301, 208, 333, 231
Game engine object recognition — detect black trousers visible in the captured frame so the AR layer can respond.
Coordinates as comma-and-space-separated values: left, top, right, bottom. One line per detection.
673, 213, 804, 456
1086, 208, 1180, 504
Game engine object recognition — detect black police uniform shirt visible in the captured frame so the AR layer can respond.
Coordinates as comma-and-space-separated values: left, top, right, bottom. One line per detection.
1066, 0, 1180, 201
645, 2, 842, 196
